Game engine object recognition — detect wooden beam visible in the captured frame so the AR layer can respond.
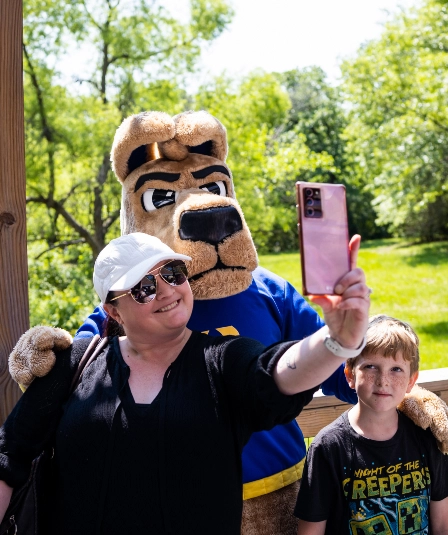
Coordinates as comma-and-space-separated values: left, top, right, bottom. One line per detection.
298, 368, 448, 438
0, 0, 28, 424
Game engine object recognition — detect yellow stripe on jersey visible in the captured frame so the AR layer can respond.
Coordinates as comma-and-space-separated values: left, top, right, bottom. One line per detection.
243, 458, 305, 500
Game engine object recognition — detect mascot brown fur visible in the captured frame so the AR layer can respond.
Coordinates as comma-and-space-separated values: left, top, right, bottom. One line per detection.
9, 110, 448, 535
113, 110, 257, 300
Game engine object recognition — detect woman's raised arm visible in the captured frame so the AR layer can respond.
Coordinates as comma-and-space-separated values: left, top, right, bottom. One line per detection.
274, 235, 370, 395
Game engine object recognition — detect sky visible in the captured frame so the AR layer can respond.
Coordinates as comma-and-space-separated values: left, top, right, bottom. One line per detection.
59, 0, 421, 91
165, 0, 421, 85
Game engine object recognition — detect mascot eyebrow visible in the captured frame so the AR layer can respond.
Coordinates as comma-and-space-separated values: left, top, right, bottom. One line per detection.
134, 172, 181, 192
191, 165, 230, 179
134, 165, 231, 192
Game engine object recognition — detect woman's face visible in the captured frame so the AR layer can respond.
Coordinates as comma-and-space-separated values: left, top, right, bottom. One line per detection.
105, 260, 194, 340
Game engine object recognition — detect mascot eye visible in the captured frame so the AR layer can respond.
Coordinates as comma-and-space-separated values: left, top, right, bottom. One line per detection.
199, 181, 227, 197
142, 189, 179, 211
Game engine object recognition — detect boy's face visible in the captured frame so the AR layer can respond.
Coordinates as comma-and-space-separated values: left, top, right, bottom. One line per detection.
344, 351, 418, 414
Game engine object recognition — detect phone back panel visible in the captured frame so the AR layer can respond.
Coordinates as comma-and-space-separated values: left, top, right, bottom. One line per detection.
296, 182, 350, 295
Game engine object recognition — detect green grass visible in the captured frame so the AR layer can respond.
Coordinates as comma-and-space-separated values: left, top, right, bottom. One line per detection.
259, 239, 448, 370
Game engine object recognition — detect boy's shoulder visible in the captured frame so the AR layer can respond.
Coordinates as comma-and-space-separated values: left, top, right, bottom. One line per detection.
316, 409, 435, 437
310, 409, 445, 461
398, 409, 443, 450
313, 410, 441, 450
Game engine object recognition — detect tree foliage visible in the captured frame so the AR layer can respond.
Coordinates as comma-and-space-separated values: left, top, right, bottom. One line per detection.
278, 67, 382, 242
24, 0, 233, 257
24, 0, 233, 328
195, 71, 335, 252
342, 0, 448, 240
24, 0, 448, 330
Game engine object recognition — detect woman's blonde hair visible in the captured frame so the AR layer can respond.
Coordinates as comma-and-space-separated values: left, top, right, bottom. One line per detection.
346, 315, 420, 375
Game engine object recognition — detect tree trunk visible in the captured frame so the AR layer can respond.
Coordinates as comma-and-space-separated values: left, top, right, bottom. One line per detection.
0, 0, 29, 424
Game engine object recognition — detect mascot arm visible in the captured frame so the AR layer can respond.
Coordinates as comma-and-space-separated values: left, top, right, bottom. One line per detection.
281, 274, 448, 451
74, 305, 106, 340
8, 326, 73, 388
9, 306, 106, 388
319, 367, 448, 450
321, 366, 358, 405
399, 384, 448, 454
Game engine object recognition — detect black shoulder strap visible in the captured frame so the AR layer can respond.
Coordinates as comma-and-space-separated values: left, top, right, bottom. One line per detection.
69, 335, 109, 394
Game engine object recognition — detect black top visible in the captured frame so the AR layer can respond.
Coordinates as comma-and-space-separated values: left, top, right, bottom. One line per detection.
0, 332, 315, 535
295, 411, 448, 534
102, 382, 163, 532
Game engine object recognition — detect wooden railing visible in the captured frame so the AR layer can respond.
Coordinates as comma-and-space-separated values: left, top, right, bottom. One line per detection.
298, 367, 448, 439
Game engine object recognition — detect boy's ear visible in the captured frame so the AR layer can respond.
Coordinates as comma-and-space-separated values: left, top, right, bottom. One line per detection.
344, 365, 356, 389
406, 371, 419, 394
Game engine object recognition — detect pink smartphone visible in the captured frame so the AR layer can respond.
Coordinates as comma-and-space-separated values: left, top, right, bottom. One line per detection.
296, 182, 350, 295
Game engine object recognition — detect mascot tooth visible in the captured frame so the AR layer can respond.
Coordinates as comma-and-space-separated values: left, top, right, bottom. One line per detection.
9, 110, 448, 535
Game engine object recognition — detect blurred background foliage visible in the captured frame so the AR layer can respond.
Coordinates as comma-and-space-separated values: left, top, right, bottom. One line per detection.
260, 239, 448, 370
23, 0, 448, 329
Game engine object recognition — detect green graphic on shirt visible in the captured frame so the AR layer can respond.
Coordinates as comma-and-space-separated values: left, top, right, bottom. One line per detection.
397, 497, 428, 533
349, 513, 392, 535
347, 495, 429, 535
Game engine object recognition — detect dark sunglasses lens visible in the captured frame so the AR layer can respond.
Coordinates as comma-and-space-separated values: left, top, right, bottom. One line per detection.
130, 275, 157, 304
160, 261, 188, 286
129, 261, 188, 304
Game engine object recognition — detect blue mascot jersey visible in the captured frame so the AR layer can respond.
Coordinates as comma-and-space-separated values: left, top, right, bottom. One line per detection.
76, 267, 357, 498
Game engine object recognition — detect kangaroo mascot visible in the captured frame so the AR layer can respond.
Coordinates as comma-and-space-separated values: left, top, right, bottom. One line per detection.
10, 110, 448, 534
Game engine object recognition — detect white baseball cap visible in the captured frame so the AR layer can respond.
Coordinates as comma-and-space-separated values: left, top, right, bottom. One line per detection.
93, 233, 191, 303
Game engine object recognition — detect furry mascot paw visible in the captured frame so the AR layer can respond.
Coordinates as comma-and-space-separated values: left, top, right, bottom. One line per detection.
8, 326, 73, 389
398, 384, 448, 454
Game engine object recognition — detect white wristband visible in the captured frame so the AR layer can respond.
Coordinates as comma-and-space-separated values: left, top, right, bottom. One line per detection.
323, 327, 367, 359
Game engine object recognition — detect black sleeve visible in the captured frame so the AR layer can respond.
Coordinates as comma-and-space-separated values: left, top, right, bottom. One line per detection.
426, 429, 448, 501
0, 338, 91, 487
219, 337, 317, 432
294, 434, 339, 521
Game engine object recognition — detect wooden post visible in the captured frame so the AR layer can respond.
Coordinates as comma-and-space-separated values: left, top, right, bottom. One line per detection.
0, 0, 28, 424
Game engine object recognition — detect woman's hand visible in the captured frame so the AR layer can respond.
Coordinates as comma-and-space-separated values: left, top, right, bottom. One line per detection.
309, 234, 370, 350
273, 234, 371, 395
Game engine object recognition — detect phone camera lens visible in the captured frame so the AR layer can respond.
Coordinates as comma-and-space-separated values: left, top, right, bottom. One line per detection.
306, 198, 314, 206
306, 207, 314, 217
305, 188, 313, 197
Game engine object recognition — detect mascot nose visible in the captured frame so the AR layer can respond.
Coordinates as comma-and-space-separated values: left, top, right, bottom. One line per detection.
179, 206, 243, 245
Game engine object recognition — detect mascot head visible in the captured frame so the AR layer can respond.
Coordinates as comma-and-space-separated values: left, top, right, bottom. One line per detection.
111, 110, 258, 300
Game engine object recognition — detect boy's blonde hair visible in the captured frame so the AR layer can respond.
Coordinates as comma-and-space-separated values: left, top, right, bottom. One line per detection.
346, 315, 419, 375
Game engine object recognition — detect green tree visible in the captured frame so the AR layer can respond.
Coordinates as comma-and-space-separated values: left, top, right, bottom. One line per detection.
278, 67, 382, 241
24, 0, 233, 328
281, 67, 346, 182
195, 71, 334, 252
342, 0, 448, 241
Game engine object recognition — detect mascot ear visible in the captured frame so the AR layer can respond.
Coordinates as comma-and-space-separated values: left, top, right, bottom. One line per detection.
111, 111, 175, 183
170, 110, 228, 162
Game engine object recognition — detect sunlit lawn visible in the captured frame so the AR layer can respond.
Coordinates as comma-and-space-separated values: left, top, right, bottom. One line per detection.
259, 239, 448, 370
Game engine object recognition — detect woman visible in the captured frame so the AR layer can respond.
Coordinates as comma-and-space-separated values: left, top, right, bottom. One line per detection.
0, 232, 370, 534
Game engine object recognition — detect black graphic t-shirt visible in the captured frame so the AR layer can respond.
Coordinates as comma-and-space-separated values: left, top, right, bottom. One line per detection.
295, 411, 448, 535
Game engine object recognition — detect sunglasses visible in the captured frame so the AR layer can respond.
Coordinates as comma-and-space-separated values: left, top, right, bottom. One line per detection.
109, 260, 188, 305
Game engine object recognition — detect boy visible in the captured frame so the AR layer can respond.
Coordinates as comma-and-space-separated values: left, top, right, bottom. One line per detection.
295, 315, 448, 535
